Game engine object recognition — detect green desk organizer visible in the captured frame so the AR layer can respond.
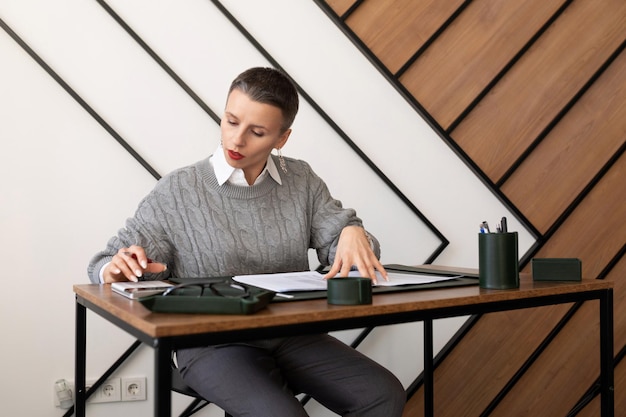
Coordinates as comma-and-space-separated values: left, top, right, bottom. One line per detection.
479, 232, 519, 290
327, 277, 372, 305
531, 258, 582, 281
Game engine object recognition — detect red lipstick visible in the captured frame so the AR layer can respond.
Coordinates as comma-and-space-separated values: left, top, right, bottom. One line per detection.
228, 150, 244, 160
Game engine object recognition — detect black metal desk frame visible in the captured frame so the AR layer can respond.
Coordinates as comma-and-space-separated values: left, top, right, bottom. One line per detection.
75, 285, 614, 417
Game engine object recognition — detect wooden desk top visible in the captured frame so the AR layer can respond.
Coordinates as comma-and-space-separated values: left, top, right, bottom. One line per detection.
74, 272, 612, 340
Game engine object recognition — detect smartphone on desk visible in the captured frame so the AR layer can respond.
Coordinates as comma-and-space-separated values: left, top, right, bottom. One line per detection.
111, 281, 174, 299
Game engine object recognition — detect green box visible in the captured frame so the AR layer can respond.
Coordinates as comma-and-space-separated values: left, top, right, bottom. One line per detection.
531, 258, 582, 281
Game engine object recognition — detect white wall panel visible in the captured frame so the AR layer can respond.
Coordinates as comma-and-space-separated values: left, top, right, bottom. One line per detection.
0, 1, 537, 416
0, 19, 159, 416
103, 0, 442, 266
1, 0, 216, 177
220, 0, 535, 267
105, 0, 271, 113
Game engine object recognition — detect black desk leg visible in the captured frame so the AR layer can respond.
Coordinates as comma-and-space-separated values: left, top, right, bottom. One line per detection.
75, 300, 87, 417
600, 289, 614, 417
155, 342, 172, 417
424, 319, 434, 417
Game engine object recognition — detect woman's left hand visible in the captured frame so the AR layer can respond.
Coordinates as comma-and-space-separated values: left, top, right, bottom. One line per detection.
323, 225, 388, 284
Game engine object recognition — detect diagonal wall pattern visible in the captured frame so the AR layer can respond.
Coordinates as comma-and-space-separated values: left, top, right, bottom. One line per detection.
320, 0, 625, 415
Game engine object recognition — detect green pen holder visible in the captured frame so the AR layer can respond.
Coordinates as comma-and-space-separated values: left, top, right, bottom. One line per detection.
479, 232, 519, 289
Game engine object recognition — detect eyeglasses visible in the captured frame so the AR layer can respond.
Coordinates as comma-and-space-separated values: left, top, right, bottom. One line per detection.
162, 281, 252, 299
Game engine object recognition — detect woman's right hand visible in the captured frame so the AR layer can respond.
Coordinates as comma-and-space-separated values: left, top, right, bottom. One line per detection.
102, 245, 168, 283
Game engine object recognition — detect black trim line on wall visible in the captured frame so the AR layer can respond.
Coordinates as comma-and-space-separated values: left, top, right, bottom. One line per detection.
313, 0, 540, 242
96, 0, 221, 125
597, 244, 625, 281
207, 0, 450, 262
445, 0, 574, 135
568, 338, 625, 416
395, 0, 474, 79
0, 17, 162, 181
520, 139, 625, 268
93, 0, 450, 263
405, 313, 481, 398
500, 37, 625, 268
521, 140, 625, 266
315, 1, 625, 412
501, 247, 624, 416
478, 301, 584, 416
585, 244, 625, 412
497, 37, 626, 187
339, 0, 365, 21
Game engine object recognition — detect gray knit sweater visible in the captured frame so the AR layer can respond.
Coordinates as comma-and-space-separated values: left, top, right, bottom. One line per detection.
88, 155, 378, 283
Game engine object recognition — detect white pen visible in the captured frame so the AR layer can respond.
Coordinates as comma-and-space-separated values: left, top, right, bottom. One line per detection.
275, 293, 294, 299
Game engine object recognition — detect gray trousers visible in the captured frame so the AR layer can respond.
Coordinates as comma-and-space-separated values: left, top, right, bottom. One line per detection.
176, 334, 406, 417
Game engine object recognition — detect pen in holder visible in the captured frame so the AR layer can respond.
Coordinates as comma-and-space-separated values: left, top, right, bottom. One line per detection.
478, 232, 519, 289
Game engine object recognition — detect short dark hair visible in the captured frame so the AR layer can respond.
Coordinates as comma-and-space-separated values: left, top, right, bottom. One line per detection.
228, 67, 299, 132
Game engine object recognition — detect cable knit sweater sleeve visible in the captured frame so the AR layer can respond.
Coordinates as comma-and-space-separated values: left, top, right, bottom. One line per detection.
87, 155, 378, 283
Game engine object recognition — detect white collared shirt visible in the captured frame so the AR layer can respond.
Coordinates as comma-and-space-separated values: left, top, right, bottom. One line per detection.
211, 144, 282, 186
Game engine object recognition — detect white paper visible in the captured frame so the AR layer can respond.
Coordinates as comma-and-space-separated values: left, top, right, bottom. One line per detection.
369, 272, 460, 287
232, 271, 460, 293
233, 271, 327, 292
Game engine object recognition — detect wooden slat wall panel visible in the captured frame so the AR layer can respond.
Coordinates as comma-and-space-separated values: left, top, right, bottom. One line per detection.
404, 151, 623, 415
520, 255, 626, 417
487, 155, 625, 415
452, 0, 626, 182
577, 256, 626, 417
344, 0, 465, 74
325, 0, 356, 17
405, 239, 625, 417
492, 300, 601, 416
319, 0, 626, 414
402, 304, 573, 417
533, 153, 625, 274
400, 0, 563, 129
578, 360, 626, 417
408, 206, 624, 414
606, 258, 626, 366
502, 50, 626, 233
610, 259, 626, 365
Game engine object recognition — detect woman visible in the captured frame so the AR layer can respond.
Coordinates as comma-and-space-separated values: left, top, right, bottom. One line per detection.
88, 67, 405, 416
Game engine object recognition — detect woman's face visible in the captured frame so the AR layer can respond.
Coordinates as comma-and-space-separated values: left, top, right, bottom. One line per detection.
220, 89, 291, 184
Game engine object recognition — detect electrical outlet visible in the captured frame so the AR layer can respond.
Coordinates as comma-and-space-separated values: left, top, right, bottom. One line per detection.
121, 377, 147, 401
53, 378, 121, 406
92, 378, 121, 403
